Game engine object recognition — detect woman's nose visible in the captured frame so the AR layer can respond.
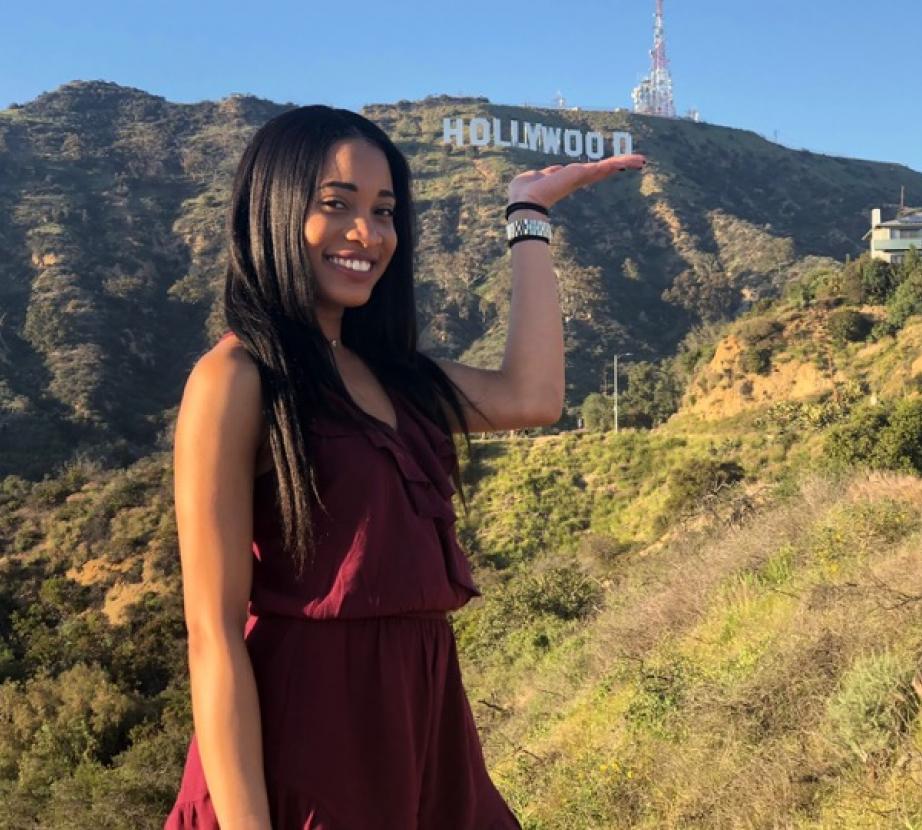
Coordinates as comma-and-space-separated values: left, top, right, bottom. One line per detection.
345, 215, 382, 246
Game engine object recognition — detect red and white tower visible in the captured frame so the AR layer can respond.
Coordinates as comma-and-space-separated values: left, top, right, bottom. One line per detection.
632, 0, 676, 118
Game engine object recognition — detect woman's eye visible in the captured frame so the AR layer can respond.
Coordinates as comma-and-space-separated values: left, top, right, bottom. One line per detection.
322, 199, 345, 209
378, 206, 396, 217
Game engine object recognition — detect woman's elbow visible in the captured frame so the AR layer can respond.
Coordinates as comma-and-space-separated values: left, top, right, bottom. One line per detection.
525, 393, 564, 427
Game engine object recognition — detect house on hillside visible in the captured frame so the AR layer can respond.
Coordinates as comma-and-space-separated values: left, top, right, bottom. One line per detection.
864, 208, 922, 264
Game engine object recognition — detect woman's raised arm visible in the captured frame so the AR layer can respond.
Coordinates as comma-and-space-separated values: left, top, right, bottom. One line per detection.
173, 339, 272, 830
435, 153, 646, 433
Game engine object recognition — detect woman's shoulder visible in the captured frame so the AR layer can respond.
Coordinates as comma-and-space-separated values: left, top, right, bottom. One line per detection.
175, 332, 266, 480
184, 332, 262, 418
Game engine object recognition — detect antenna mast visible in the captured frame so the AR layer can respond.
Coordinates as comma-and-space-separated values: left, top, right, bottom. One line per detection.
632, 0, 676, 118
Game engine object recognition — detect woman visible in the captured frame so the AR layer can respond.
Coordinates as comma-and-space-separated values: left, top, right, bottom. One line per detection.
165, 105, 644, 829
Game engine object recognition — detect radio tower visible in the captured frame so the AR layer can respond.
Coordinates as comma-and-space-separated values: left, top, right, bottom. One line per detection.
632, 0, 676, 118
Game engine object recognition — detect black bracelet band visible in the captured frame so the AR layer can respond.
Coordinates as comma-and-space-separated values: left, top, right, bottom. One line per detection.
508, 234, 551, 249
505, 201, 549, 220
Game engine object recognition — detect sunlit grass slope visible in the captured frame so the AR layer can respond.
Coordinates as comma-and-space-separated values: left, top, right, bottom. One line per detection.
455, 440, 922, 828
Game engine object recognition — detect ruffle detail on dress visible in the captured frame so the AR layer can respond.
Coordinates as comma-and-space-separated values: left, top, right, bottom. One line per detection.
362, 427, 458, 523
164, 787, 347, 829
307, 403, 481, 599
307, 415, 456, 522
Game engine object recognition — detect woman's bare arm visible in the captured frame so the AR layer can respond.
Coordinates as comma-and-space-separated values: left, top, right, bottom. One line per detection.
436, 220, 564, 431
436, 153, 646, 433
173, 340, 272, 830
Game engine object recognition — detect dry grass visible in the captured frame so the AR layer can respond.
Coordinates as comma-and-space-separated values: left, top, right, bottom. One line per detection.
471, 469, 922, 828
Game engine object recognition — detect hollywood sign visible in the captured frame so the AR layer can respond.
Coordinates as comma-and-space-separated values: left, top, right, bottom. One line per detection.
443, 117, 633, 160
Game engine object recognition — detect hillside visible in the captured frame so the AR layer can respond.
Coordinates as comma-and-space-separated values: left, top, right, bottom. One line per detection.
3, 81, 922, 477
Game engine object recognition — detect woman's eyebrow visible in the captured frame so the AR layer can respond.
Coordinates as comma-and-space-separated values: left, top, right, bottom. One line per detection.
319, 180, 395, 199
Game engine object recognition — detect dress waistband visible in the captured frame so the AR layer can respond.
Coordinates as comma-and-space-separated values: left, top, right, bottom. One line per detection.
248, 609, 449, 623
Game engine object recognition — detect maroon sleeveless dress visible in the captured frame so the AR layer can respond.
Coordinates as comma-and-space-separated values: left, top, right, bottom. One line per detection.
164, 349, 522, 829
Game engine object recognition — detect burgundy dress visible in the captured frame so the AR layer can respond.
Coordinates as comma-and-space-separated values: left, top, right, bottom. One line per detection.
164, 359, 521, 829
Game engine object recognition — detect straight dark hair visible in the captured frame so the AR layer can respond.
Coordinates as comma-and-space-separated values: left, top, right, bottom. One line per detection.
223, 105, 476, 578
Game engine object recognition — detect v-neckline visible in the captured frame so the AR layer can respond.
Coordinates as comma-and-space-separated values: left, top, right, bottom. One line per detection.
350, 387, 401, 436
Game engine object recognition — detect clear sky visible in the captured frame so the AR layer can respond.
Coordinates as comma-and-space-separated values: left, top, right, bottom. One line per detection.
4, 0, 920, 174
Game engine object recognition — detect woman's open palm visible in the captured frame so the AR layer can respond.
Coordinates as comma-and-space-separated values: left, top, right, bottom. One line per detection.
507, 153, 646, 209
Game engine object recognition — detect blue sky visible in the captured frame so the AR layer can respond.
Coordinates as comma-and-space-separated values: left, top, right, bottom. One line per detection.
4, 0, 921, 174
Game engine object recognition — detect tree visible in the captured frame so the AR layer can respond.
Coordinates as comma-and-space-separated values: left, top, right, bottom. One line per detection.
885, 268, 922, 330
827, 309, 872, 345
861, 258, 897, 304
617, 362, 681, 428
581, 393, 613, 432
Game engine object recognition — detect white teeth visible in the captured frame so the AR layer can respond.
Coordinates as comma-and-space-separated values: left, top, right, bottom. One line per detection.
328, 256, 372, 272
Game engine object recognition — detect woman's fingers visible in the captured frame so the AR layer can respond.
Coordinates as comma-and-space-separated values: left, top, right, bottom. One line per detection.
508, 154, 648, 205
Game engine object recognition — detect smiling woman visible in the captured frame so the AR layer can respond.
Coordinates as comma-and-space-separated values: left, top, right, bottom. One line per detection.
164, 104, 644, 829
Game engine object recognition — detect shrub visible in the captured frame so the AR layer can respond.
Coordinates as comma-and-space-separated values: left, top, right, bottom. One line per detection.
885, 268, 922, 330
514, 564, 604, 621
618, 362, 682, 428
861, 258, 898, 304
737, 317, 782, 346
0, 663, 140, 800
663, 457, 746, 518
784, 279, 815, 309
874, 398, 922, 473
825, 399, 922, 474
825, 649, 919, 763
453, 562, 603, 659
840, 255, 896, 304
826, 309, 872, 345
581, 393, 613, 432
741, 346, 772, 375
824, 404, 892, 469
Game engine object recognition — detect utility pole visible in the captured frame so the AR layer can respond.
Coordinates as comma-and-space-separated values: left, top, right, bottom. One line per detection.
613, 352, 633, 433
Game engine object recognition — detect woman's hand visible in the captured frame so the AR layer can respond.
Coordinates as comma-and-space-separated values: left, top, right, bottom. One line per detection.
507, 153, 646, 208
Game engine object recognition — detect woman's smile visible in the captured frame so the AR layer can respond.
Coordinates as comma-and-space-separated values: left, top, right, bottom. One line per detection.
324, 253, 377, 275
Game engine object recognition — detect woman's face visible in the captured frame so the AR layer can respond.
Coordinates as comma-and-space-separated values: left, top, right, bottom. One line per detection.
304, 138, 398, 314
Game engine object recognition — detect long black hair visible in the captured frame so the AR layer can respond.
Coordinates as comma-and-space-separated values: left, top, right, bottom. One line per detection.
223, 105, 474, 577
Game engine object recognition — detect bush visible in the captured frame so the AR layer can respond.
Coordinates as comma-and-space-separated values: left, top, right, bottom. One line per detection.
874, 398, 922, 473
0, 663, 141, 799
453, 563, 603, 659
826, 309, 872, 345
741, 346, 773, 375
825, 649, 919, 763
737, 316, 782, 346
825, 399, 922, 474
861, 258, 898, 304
581, 393, 613, 432
663, 457, 746, 518
617, 362, 682, 428
886, 268, 922, 330
840, 255, 897, 304
737, 317, 782, 375
514, 564, 603, 621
